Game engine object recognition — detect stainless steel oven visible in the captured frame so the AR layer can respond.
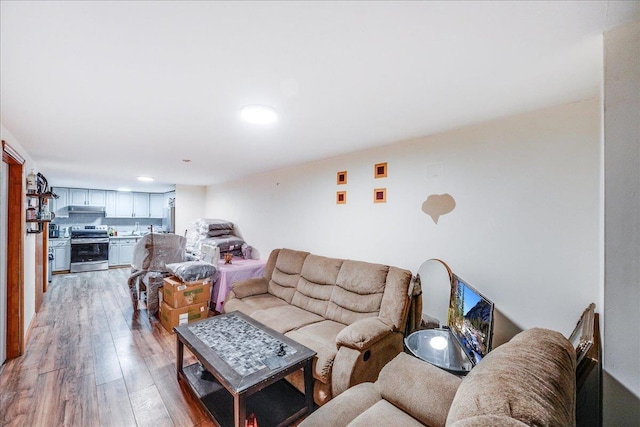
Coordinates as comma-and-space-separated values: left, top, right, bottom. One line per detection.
70, 226, 109, 273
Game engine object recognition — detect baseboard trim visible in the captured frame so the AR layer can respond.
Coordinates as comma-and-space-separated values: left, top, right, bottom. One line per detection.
23, 313, 37, 351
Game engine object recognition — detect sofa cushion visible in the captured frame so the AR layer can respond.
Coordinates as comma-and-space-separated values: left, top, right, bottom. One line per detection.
268, 249, 309, 303
223, 292, 288, 315
286, 319, 347, 383
325, 260, 388, 325
448, 415, 528, 427
379, 267, 414, 329
446, 328, 576, 426
251, 305, 324, 334
378, 352, 462, 427
349, 400, 425, 427
229, 277, 268, 299
298, 382, 382, 426
291, 254, 343, 317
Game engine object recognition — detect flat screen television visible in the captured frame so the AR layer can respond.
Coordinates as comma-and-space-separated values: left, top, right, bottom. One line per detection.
447, 275, 495, 366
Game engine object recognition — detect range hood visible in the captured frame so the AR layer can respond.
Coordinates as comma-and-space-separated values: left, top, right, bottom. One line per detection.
67, 205, 106, 214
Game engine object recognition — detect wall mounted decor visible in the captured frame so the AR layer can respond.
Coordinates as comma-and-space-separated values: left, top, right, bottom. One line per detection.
374, 162, 387, 178
337, 171, 347, 185
336, 191, 347, 204
421, 193, 456, 223
373, 188, 387, 203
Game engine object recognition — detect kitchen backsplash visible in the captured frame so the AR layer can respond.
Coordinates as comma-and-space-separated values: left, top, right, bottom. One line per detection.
52, 214, 163, 235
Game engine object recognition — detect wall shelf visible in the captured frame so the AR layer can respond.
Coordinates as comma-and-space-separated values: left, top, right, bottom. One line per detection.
26, 189, 58, 234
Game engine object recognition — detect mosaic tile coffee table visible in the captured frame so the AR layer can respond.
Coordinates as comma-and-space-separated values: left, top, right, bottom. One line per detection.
175, 311, 316, 427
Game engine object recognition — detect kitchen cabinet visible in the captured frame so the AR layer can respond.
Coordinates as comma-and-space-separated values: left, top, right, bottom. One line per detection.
115, 192, 133, 217
105, 191, 117, 217
108, 243, 119, 266
133, 193, 149, 218
69, 188, 88, 205
50, 187, 69, 218
47, 185, 167, 218
88, 190, 106, 206
69, 188, 106, 206
119, 240, 136, 265
50, 239, 70, 272
115, 192, 149, 217
149, 193, 164, 218
109, 237, 138, 266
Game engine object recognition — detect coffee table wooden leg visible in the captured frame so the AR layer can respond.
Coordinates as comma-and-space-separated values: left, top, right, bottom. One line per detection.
234, 393, 246, 427
303, 359, 314, 414
176, 337, 184, 380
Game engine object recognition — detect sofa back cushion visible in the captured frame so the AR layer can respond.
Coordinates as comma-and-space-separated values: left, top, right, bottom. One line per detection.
446, 328, 576, 427
291, 254, 343, 317
378, 267, 413, 329
268, 249, 309, 304
262, 248, 280, 282
325, 260, 388, 325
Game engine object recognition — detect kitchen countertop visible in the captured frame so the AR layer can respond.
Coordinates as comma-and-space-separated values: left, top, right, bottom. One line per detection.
109, 235, 144, 239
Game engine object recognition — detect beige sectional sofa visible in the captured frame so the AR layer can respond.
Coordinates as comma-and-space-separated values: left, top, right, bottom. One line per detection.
224, 248, 414, 406
299, 328, 576, 427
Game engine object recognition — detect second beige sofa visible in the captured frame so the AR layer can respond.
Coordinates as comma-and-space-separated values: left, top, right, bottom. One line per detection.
300, 328, 576, 427
224, 248, 414, 406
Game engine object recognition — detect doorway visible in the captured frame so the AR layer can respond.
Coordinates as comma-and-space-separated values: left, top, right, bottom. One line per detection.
1, 159, 7, 364
2, 140, 25, 360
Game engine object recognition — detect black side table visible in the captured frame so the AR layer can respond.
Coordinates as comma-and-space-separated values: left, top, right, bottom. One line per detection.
405, 328, 472, 375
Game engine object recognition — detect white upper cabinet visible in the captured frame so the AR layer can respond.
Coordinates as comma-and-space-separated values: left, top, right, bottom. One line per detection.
149, 193, 164, 218
133, 193, 150, 218
51, 187, 69, 218
88, 190, 106, 206
115, 192, 133, 217
105, 191, 117, 217
69, 188, 88, 205
49, 186, 165, 218
68, 188, 106, 206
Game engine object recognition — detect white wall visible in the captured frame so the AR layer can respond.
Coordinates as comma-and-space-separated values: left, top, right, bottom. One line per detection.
603, 20, 640, 425
0, 124, 39, 346
205, 99, 601, 337
174, 184, 206, 237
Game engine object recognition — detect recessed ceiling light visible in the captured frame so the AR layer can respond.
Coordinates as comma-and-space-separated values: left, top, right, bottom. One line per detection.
117, 188, 132, 192
137, 176, 154, 182
240, 105, 278, 124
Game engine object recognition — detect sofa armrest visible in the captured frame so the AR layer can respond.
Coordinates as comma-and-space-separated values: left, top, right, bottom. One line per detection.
332, 318, 404, 398
335, 317, 396, 350
230, 277, 269, 298
378, 352, 462, 427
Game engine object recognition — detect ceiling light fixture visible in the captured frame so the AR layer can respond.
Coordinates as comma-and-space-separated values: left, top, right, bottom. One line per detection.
117, 188, 132, 192
240, 105, 278, 124
137, 176, 154, 182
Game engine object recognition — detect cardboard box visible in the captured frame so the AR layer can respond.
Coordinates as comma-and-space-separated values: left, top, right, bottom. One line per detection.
162, 276, 211, 308
160, 301, 209, 332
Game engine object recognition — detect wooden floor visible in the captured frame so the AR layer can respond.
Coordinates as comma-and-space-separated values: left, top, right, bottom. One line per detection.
0, 268, 215, 427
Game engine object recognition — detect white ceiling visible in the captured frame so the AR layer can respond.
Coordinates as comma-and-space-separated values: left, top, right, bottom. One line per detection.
1, 1, 638, 193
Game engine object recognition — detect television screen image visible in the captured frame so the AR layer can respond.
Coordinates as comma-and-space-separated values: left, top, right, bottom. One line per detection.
448, 275, 494, 365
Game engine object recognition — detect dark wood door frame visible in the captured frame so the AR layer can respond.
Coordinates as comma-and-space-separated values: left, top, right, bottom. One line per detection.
35, 228, 44, 314
2, 140, 25, 359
